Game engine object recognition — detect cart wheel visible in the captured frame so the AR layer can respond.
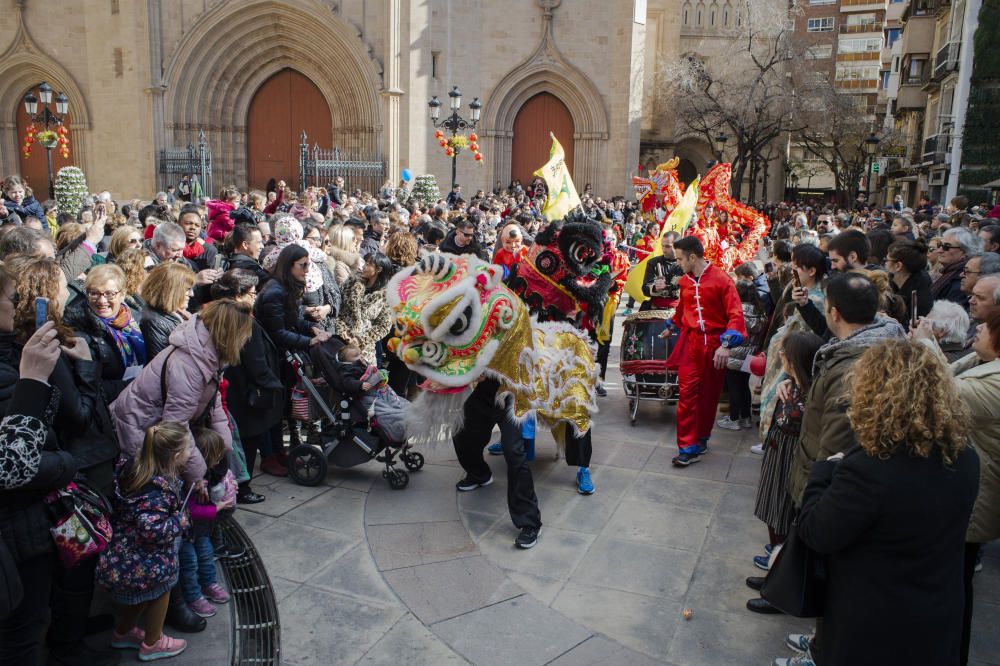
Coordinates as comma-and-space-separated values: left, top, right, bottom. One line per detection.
402, 451, 425, 471
387, 468, 409, 490
629, 398, 639, 425
288, 445, 328, 487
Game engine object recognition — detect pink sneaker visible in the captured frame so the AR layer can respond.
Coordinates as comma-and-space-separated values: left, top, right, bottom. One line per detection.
203, 583, 230, 604
138, 633, 187, 661
187, 597, 217, 617
110, 626, 145, 649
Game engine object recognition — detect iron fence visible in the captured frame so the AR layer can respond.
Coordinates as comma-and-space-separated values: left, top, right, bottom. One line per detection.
157, 128, 213, 196
298, 131, 385, 195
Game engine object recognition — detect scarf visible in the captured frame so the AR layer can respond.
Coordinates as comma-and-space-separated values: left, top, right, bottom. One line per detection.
931, 257, 967, 298
98, 304, 147, 369
183, 239, 206, 260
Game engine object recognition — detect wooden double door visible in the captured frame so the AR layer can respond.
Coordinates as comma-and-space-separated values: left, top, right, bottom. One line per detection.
246, 69, 332, 190
510, 92, 575, 188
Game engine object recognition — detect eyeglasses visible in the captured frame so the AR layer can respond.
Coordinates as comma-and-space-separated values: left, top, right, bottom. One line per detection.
962, 269, 981, 276
128, 237, 142, 245
87, 289, 121, 301
939, 243, 960, 251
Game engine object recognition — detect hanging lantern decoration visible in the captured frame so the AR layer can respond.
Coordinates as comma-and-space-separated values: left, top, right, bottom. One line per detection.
445, 147, 455, 157
469, 133, 478, 142
474, 152, 483, 162
469, 143, 479, 152
435, 130, 445, 140
439, 139, 448, 148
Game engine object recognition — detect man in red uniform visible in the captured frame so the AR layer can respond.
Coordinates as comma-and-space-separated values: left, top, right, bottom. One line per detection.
662, 236, 746, 466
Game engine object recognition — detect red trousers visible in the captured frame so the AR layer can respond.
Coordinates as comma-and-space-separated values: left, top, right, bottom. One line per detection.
672, 329, 727, 452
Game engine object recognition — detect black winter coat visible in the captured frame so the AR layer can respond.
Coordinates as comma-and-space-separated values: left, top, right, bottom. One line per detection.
253, 279, 314, 353
224, 252, 270, 287
2, 195, 44, 221
0, 340, 78, 563
797, 444, 979, 666
62, 297, 140, 401
139, 306, 183, 361
224, 320, 285, 438
440, 231, 490, 261
892, 270, 933, 326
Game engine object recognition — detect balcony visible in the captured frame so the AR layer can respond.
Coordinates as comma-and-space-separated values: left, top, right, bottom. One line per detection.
933, 42, 961, 80
922, 134, 951, 165
840, 23, 882, 34
896, 79, 929, 110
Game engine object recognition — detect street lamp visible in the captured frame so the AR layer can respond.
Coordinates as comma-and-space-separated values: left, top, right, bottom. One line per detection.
428, 85, 482, 192
23, 81, 69, 199
712, 131, 729, 161
863, 132, 880, 202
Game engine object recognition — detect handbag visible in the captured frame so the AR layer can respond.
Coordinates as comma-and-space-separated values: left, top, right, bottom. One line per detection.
760, 523, 827, 617
290, 384, 312, 421
43, 480, 113, 569
0, 529, 23, 619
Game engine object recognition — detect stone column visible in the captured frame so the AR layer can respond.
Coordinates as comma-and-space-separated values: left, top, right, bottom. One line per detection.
382, 0, 403, 177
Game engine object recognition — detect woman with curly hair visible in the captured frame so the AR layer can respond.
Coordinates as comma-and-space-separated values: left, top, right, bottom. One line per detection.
794, 339, 979, 666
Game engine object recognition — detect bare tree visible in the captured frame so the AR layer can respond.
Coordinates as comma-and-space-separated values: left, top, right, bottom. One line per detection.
794, 88, 904, 206
659, 0, 806, 199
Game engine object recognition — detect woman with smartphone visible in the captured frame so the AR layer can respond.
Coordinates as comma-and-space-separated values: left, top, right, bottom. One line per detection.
885, 239, 933, 328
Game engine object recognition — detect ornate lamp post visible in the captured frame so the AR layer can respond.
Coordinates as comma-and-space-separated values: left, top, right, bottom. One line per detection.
864, 132, 880, 203
23, 82, 70, 198
428, 86, 482, 192
712, 131, 729, 162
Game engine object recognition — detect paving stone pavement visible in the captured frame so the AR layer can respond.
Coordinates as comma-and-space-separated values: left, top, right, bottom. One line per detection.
168, 332, 1000, 665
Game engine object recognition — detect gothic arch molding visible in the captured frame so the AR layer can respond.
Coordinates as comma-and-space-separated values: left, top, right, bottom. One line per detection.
161, 0, 384, 187
0, 8, 92, 182
480, 6, 610, 193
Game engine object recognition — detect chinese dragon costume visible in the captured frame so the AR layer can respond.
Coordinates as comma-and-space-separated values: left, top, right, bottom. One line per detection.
386, 253, 598, 445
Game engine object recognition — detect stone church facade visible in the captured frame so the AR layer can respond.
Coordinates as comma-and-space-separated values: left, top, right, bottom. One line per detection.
0, 0, 782, 200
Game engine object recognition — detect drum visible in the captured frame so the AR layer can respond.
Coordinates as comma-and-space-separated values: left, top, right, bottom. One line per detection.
620, 308, 675, 381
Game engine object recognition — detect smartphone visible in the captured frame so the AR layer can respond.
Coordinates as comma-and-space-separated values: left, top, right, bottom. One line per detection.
35, 297, 48, 330
213, 255, 224, 270
911, 291, 919, 329
792, 270, 802, 289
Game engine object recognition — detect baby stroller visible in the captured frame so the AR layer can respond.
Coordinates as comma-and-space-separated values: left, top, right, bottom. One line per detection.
284, 338, 423, 490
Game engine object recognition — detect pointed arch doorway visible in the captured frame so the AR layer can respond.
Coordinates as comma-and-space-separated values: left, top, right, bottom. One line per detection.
510, 93, 575, 188
246, 69, 332, 191
16, 87, 73, 198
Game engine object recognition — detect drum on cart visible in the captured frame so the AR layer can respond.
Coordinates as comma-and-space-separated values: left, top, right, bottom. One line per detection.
620, 308, 679, 425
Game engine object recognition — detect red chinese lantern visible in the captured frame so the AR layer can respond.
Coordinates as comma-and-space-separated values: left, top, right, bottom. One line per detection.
439, 140, 447, 148
469, 133, 478, 142
435, 130, 444, 139
470, 143, 479, 152
445, 147, 455, 157
474, 153, 483, 162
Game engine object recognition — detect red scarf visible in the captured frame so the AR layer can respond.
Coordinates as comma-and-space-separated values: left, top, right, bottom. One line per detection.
183, 239, 205, 260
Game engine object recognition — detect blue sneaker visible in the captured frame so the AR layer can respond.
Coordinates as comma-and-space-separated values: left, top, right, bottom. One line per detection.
753, 554, 771, 571
487, 442, 503, 455
764, 543, 774, 556
576, 467, 595, 495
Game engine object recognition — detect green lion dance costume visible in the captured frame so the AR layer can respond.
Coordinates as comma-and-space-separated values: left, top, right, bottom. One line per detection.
386, 253, 598, 444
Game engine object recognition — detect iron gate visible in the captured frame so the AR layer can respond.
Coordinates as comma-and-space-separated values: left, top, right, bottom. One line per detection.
158, 128, 213, 196
297, 131, 385, 195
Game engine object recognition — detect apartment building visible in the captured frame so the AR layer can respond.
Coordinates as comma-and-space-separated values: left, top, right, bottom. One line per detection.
788, 0, 889, 202
885, 0, 981, 206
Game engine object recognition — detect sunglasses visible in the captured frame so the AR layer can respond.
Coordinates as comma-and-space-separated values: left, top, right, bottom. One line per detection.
939, 243, 960, 251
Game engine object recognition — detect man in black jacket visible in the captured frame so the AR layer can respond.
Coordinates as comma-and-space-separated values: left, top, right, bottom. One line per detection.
440, 217, 489, 261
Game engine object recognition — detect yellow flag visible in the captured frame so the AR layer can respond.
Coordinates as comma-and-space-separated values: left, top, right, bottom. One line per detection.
533, 133, 581, 221
623, 178, 699, 304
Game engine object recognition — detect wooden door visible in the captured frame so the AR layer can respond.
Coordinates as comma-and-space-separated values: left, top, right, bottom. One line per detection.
246, 69, 333, 191
16, 90, 73, 201
510, 93, 575, 188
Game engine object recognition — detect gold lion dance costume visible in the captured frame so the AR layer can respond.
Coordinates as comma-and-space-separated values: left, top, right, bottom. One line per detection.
386, 253, 600, 544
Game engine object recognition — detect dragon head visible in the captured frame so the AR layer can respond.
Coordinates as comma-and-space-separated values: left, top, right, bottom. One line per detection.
386, 253, 524, 393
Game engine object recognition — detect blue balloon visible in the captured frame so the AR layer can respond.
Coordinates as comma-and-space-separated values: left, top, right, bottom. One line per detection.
401, 168, 413, 182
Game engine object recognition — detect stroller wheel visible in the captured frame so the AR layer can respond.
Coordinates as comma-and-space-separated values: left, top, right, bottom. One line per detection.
386, 468, 409, 490
288, 445, 328, 487
402, 451, 425, 472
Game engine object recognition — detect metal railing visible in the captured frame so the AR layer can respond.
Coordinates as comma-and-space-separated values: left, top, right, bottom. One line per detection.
298, 131, 385, 194
158, 128, 212, 194
219, 515, 281, 666
933, 42, 960, 80
922, 133, 950, 164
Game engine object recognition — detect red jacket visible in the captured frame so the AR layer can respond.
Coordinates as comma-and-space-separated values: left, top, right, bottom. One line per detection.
205, 199, 235, 244
494, 246, 528, 270
672, 263, 746, 337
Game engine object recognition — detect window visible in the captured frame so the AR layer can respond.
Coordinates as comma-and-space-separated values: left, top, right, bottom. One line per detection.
905, 57, 927, 83
845, 12, 876, 25
885, 28, 901, 48
839, 37, 883, 53
805, 44, 833, 59
880, 70, 891, 89
807, 17, 834, 32
431, 51, 440, 79
836, 63, 879, 81
809, 0, 835, 4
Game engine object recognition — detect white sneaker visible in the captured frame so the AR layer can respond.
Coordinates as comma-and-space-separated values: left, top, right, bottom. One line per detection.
785, 633, 814, 653
750, 443, 764, 455
773, 657, 815, 666
716, 416, 742, 431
